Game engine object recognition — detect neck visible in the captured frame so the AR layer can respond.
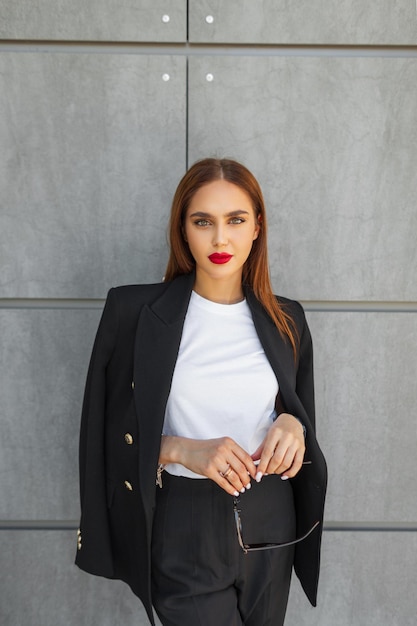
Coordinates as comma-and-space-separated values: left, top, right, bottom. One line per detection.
193, 271, 244, 305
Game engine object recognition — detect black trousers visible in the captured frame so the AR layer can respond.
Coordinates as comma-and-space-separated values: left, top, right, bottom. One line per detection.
151, 473, 296, 626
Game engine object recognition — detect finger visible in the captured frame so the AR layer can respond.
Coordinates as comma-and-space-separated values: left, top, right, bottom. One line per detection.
265, 436, 303, 475
232, 447, 257, 481
250, 442, 263, 462
219, 477, 241, 497
208, 459, 250, 494
223, 468, 248, 493
280, 447, 305, 479
211, 472, 242, 497
256, 438, 278, 481
267, 439, 296, 470
271, 443, 304, 476
222, 456, 253, 491
215, 438, 256, 480
213, 453, 254, 491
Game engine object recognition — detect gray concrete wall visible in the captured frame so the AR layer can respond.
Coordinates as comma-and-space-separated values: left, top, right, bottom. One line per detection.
1, 1, 416, 625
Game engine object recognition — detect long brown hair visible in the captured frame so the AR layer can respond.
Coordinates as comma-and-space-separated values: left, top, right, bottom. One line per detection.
164, 158, 298, 355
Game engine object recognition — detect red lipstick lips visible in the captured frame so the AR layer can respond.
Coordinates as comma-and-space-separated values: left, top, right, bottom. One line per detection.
208, 253, 233, 264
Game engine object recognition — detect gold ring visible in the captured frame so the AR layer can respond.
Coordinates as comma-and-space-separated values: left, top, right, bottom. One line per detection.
219, 465, 232, 478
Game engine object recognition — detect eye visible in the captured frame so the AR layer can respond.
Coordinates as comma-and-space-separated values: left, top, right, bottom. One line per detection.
194, 219, 211, 227
229, 217, 245, 224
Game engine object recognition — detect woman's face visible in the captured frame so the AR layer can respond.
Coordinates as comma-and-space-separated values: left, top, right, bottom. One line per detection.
184, 179, 260, 287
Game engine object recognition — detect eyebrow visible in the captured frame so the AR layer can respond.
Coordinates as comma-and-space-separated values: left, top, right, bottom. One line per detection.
188, 210, 250, 218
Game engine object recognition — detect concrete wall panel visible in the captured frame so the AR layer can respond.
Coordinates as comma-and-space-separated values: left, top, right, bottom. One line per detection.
1, 529, 416, 626
0, 1, 187, 42
188, 56, 417, 301
286, 530, 417, 626
308, 311, 417, 522
0, 308, 101, 520
0, 53, 186, 298
0, 531, 155, 626
189, 0, 417, 44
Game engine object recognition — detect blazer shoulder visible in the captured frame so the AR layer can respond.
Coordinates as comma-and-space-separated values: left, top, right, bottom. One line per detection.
275, 294, 306, 324
109, 281, 168, 306
110, 281, 167, 297
98, 282, 169, 332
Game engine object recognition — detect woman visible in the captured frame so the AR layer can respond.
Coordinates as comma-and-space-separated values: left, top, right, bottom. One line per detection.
76, 158, 327, 626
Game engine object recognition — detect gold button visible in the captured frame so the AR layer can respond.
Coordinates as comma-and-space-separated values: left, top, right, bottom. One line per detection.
124, 433, 133, 445
124, 480, 133, 491
77, 542, 82, 550
131, 381, 135, 390
77, 529, 81, 536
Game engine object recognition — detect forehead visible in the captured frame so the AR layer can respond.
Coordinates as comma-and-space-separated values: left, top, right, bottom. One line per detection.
188, 179, 254, 214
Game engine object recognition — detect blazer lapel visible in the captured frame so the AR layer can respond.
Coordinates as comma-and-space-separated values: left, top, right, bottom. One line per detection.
245, 288, 309, 424
133, 273, 194, 508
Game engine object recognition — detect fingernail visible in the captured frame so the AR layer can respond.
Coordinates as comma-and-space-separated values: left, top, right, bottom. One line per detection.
240, 487, 246, 493
255, 471, 263, 483
245, 483, 251, 490
233, 490, 240, 497
281, 475, 289, 481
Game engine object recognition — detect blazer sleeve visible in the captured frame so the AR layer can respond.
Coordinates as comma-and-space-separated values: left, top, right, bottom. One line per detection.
295, 303, 316, 433
75, 288, 119, 577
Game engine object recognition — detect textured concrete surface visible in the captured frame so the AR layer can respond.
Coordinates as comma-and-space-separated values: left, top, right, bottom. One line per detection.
0, 0, 187, 41
188, 55, 417, 301
189, 0, 417, 44
285, 530, 417, 626
0, 530, 156, 626
0, 308, 101, 520
307, 311, 417, 523
0, 53, 186, 298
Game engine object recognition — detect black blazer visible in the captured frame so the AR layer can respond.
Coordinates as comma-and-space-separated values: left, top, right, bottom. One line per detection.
75, 272, 327, 625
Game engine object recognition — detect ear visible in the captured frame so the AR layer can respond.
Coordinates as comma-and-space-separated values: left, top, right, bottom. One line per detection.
253, 215, 261, 240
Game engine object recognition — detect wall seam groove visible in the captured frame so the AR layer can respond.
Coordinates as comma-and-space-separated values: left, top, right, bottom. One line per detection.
1, 299, 417, 313
0, 41, 416, 58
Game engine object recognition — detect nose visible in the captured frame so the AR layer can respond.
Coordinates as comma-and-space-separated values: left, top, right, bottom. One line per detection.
212, 223, 228, 247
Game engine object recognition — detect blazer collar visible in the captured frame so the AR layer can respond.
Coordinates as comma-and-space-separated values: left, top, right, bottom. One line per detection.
147, 274, 295, 387
244, 285, 297, 411
149, 275, 294, 380
149, 271, 195, 326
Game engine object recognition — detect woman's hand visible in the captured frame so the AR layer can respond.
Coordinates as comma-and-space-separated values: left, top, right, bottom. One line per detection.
159, 435, 257, 496
251, 413, 305, 482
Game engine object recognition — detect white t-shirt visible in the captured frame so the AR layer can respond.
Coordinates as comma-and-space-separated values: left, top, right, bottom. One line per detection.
163, 290, 279, 478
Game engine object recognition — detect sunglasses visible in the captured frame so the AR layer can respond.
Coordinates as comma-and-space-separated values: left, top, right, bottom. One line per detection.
233, 460, 319, 553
